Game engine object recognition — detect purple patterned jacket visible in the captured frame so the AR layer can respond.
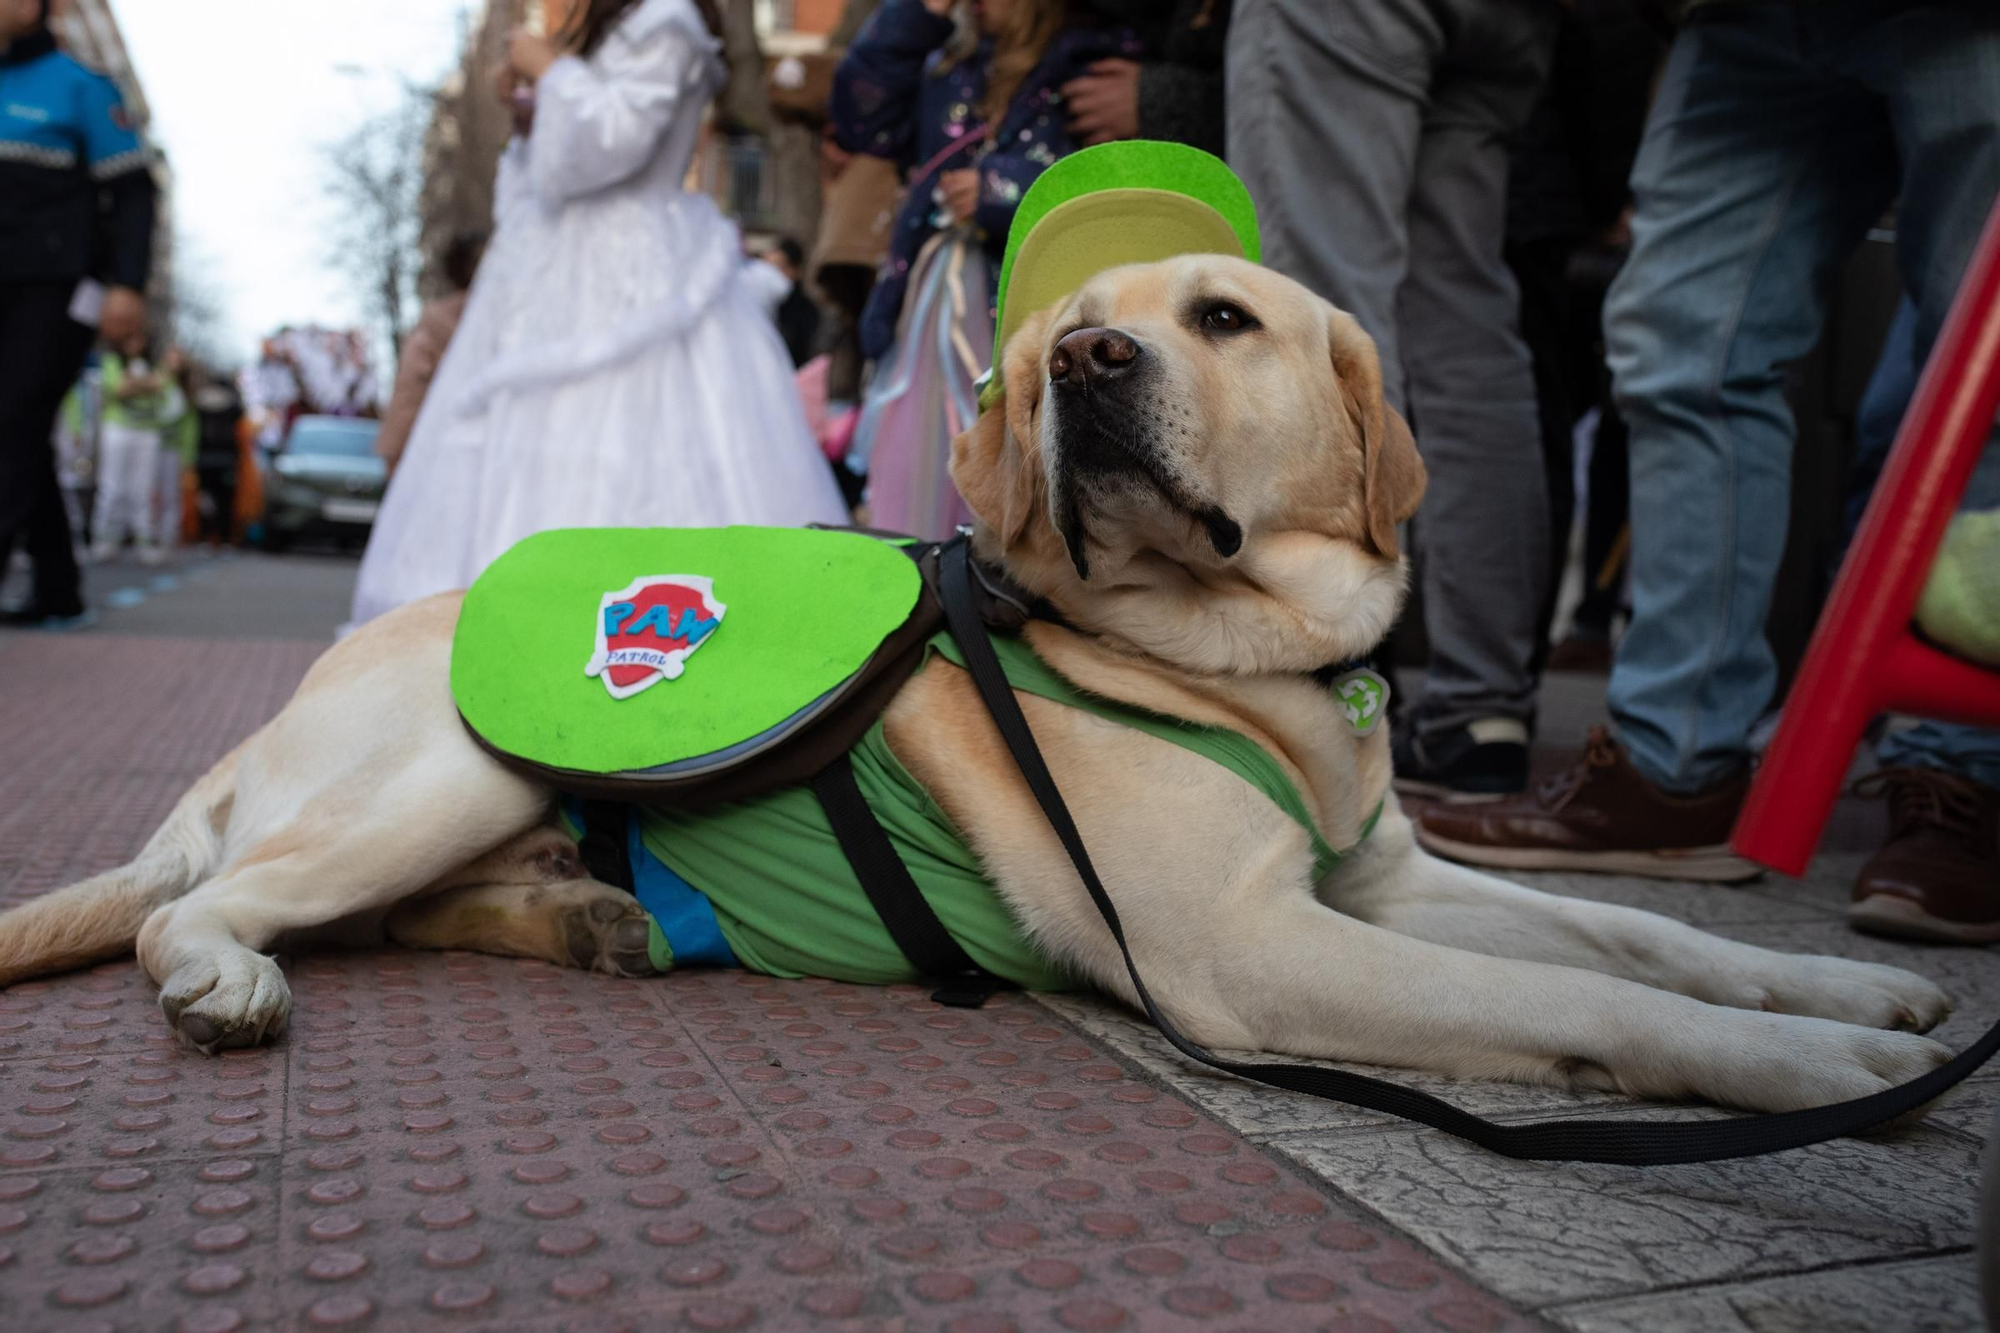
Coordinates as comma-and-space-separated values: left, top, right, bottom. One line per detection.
832, 0, 1140, 362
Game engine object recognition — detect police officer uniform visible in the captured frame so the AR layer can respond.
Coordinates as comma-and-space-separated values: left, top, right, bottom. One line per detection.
1, 14, 155, 624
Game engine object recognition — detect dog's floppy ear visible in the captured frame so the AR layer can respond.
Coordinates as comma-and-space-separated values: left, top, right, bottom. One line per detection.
1327, 306, 1425, 559
951, 310, 1052, 548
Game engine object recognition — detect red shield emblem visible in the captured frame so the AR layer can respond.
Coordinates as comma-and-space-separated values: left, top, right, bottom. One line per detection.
585, 575, 727, 700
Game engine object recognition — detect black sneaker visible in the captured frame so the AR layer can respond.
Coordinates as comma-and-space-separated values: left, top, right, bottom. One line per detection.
1392, 718, 1530, 802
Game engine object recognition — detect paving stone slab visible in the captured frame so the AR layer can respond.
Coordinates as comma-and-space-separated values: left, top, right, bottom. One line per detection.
1, 1039, 283, 1175
0, 634, 326, 912
1726, 855, 1875, 920
1547, 1254, 1982, 1333
0, 961, 178, 1064
1270, 1110, 1980, 1312
1913, 1073, 2000, 1149
0, 1154, 286, 1332
452, 1223, 1531, 1333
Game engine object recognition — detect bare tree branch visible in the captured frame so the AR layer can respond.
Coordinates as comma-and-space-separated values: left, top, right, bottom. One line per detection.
320, 85, 433, 361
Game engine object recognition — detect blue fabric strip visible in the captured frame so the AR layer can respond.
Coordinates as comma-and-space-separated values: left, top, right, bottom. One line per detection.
624, 815, 738, 969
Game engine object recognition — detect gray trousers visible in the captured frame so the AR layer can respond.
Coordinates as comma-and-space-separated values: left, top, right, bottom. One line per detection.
1227, 0, 1558, 737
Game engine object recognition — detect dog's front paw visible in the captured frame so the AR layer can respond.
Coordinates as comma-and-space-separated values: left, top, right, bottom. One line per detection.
1692, 1012, 1953, 1117
1761, 955, 1953, 1033
160, 949, 291, 1054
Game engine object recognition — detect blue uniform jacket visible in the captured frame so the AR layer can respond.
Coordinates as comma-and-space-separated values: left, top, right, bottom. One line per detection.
831, 0, 1139, 363
0, 27, 155, 289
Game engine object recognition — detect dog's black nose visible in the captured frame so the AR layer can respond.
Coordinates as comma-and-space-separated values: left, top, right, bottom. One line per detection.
1049, 326, 1141, 388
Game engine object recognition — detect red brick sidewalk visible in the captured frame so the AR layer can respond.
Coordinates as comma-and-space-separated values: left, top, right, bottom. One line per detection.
0, 631, 1541, 1333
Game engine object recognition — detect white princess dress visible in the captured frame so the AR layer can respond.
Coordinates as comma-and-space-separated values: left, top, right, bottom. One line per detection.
348, 0, 847, 628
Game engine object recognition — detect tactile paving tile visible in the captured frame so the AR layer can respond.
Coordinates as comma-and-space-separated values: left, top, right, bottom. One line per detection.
1, 630, 1546, 1331
0, 635, 327, 911
1, 954, 1547, 1332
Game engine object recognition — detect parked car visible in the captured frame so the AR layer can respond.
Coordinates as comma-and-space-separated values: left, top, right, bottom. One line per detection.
259, 415, 384, 551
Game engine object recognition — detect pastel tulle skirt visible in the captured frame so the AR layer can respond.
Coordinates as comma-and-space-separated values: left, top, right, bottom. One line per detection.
847, 229, 993, 542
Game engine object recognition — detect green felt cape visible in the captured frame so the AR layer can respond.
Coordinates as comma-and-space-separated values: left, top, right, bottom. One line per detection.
452, 526, 922, 777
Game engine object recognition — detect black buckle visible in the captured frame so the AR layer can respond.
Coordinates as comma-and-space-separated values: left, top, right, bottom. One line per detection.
930, 970, 999, 1009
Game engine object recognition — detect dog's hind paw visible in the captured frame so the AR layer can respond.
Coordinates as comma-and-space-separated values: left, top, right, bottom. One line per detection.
160, 949, 291, 1054
565, 894, 659, 979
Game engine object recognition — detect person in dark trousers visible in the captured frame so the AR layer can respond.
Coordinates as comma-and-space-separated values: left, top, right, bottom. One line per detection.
0, 0, 155, 629
191, 377, 243, 548
1228, 0, 1562, 800
1069, 0, 1230, 157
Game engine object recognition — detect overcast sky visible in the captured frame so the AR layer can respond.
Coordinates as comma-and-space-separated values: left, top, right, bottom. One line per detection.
111, 0, 475, 364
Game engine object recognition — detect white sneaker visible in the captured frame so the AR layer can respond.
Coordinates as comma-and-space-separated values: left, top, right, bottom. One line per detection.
90, 544, 119, 564
138, 546, 167, 567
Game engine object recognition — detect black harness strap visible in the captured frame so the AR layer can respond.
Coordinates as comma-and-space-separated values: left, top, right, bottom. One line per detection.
936, 537, 2000, 1164
575, 799, 636, 894
812, 754, 1003, 1008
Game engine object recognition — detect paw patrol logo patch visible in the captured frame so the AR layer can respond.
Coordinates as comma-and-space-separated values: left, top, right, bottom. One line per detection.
585, 575, 726, 700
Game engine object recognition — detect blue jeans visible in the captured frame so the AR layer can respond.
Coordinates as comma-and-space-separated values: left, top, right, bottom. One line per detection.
1603, 0, 2000, 796
1845, 296, 1919, 548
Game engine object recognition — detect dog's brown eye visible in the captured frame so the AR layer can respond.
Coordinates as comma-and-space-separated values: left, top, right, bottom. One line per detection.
1201, 303, 1252, 333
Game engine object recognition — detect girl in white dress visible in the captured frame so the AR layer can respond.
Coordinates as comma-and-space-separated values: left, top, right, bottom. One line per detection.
349, 0, 847, 628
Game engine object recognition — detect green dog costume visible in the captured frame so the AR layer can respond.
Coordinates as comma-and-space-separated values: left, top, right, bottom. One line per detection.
450, 144, 1380, 988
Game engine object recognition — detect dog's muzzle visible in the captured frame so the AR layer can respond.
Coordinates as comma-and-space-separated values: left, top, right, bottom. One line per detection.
1046, 327, 1241, 580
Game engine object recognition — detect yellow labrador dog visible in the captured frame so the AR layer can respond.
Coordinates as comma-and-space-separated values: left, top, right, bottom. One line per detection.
0, 256, 1955, 1118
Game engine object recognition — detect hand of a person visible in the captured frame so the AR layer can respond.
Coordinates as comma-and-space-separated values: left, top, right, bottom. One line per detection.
99, 286, 145, 345
921, 0, 955, 15
1062, 58, 1142, 146
938, 168, 980, 224
508, 29, 559, 83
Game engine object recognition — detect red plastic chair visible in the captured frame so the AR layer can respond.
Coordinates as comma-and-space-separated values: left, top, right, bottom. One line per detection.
1732, 196, 2000, 875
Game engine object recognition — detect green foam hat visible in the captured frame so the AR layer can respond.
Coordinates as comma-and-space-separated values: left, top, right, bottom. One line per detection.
977, 140, 1260, 413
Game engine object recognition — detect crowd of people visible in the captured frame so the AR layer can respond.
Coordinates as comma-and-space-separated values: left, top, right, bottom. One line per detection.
40, 321, 377, 571
816, 0, 1996, 936
1, 0, 1994, 931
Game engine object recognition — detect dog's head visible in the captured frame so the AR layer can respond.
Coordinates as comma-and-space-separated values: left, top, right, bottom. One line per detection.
951, 254, 1425, 674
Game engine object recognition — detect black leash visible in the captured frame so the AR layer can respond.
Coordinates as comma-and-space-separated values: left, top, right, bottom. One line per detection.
937, 538, 2000, 1164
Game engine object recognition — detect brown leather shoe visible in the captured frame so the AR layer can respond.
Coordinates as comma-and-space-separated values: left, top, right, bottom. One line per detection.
1849, 767, 2000, 944
1415, 727, 1761, 881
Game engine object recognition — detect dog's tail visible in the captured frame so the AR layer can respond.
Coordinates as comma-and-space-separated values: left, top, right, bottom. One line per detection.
0, 743, 241, 987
